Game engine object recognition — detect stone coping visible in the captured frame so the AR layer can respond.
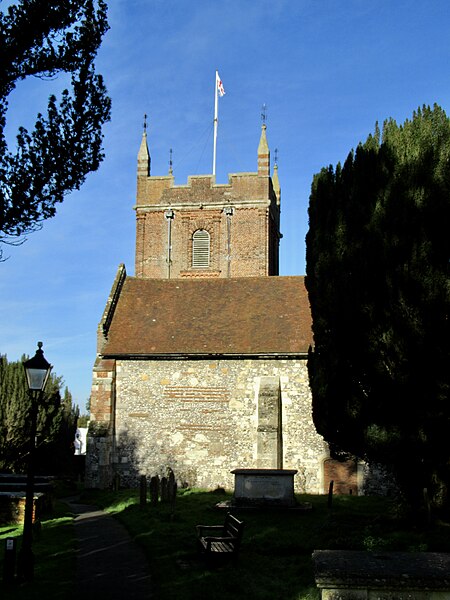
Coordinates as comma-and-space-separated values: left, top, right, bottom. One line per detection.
216, 499, 313, 512
313, 550, 450, 589
231, 469, 298, 476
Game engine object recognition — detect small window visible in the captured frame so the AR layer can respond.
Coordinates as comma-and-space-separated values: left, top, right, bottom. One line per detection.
192, 229, 210, 268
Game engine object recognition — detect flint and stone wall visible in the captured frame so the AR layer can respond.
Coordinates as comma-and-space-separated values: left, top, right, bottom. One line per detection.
87, 356, 328, 492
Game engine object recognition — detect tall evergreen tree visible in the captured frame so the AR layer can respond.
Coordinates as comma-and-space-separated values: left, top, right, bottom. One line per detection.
77, 397, 90, 427
306, 104, 450, 513
0, 354, 78, 474
38, 386, 79, 474
0, 1, 111, 257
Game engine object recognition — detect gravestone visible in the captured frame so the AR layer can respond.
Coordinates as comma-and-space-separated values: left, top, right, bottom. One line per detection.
168, 471, 176, 502
139, 475, 147, 507
168, 470, 177, 514
160, 477, 168, 503
149, 475, 159, 506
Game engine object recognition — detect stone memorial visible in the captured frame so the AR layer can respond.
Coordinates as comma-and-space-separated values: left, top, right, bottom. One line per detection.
160, 476, 168, 503
231, 468, 297, 507
139, 475, 147, 507
149, 475, 159, 506
313, 550, 450, 599
168, 470, 177, 506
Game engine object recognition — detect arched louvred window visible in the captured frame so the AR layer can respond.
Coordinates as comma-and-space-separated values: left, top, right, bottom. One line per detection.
192, 229, 210, 268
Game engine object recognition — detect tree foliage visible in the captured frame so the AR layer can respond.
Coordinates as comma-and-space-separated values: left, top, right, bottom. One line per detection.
0, 354, 79, 474
0, 0, 111, 256
77, 398, 90, 427
306, 104, 450, 510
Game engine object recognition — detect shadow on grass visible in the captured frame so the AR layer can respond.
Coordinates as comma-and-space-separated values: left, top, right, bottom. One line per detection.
0, 502, 75, 600
79, 488, 450, 600
4, 490, 449, 600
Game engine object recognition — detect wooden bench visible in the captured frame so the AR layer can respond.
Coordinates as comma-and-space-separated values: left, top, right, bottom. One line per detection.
196, 513, 244, 563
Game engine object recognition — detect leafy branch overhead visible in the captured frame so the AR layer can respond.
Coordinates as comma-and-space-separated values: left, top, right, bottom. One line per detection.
0, 0, 111, 253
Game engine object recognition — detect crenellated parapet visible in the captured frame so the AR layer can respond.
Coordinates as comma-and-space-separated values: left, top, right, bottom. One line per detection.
134, 123, 281, 279
136, 171, 275, 210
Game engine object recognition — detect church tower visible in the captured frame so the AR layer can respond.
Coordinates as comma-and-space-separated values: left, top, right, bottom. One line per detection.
134, 123, 281, 279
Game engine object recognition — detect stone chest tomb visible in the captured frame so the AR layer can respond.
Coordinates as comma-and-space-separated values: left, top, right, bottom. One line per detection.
231, 468, 297, 507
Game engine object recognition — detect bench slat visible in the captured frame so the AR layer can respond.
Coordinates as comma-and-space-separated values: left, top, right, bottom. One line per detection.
211, 542, 233, 553
196, 512, 244, 560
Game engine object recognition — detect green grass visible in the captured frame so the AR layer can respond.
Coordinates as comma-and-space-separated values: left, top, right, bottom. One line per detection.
78, 488, 450, 600
1, 488, 449, 600
0, 501, 75, 600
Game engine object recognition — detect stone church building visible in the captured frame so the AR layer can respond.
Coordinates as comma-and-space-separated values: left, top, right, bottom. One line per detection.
85, 123, 361, 494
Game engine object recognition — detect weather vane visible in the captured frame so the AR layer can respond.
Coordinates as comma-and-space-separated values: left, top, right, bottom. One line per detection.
274, 148, 278, 166
143, 113, 148, 132
261, 103, 267, 125
169, 148, 173, 175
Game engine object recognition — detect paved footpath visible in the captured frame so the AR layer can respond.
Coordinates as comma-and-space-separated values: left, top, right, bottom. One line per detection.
66, 498, 155, 599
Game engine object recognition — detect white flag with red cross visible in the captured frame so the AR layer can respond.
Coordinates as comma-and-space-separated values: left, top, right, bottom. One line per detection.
216, 72, 225, 97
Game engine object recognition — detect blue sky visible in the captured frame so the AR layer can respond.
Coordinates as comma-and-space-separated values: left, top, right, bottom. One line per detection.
1, 0, 450, 410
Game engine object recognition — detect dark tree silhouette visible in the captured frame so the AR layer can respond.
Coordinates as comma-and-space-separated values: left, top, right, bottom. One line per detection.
0, 354, 79, 474
0, 0, 111, 257
306, 104, 450, 513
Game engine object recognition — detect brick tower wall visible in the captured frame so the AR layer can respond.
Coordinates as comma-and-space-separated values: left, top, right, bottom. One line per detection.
135, 172, 280, 279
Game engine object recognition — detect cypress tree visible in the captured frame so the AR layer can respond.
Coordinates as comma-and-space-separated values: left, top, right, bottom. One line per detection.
0, 355, 78, 474
306, 104, 450, 514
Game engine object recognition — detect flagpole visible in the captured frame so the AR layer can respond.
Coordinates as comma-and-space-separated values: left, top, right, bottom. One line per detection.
213, 70, 218, 176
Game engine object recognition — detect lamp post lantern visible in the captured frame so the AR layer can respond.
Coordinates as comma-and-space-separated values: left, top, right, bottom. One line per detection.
18, 342, 52, 581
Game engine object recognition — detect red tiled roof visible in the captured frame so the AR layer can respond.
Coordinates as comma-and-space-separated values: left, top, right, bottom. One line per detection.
101, 276, 312, 356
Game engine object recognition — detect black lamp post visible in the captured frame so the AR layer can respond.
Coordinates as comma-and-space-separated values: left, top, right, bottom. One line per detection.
17, 342, 52, 581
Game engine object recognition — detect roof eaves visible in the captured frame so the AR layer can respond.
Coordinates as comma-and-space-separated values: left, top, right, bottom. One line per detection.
101, 351, 309, 361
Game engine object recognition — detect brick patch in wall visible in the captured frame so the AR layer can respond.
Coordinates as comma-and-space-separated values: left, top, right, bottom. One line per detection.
177, 424, 228, 431
163, 386, 230, 402
128, 412, 150, 418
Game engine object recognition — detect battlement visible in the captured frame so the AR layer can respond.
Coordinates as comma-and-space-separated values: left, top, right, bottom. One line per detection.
136, 170, 275, 210
134, 122, 281, 279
